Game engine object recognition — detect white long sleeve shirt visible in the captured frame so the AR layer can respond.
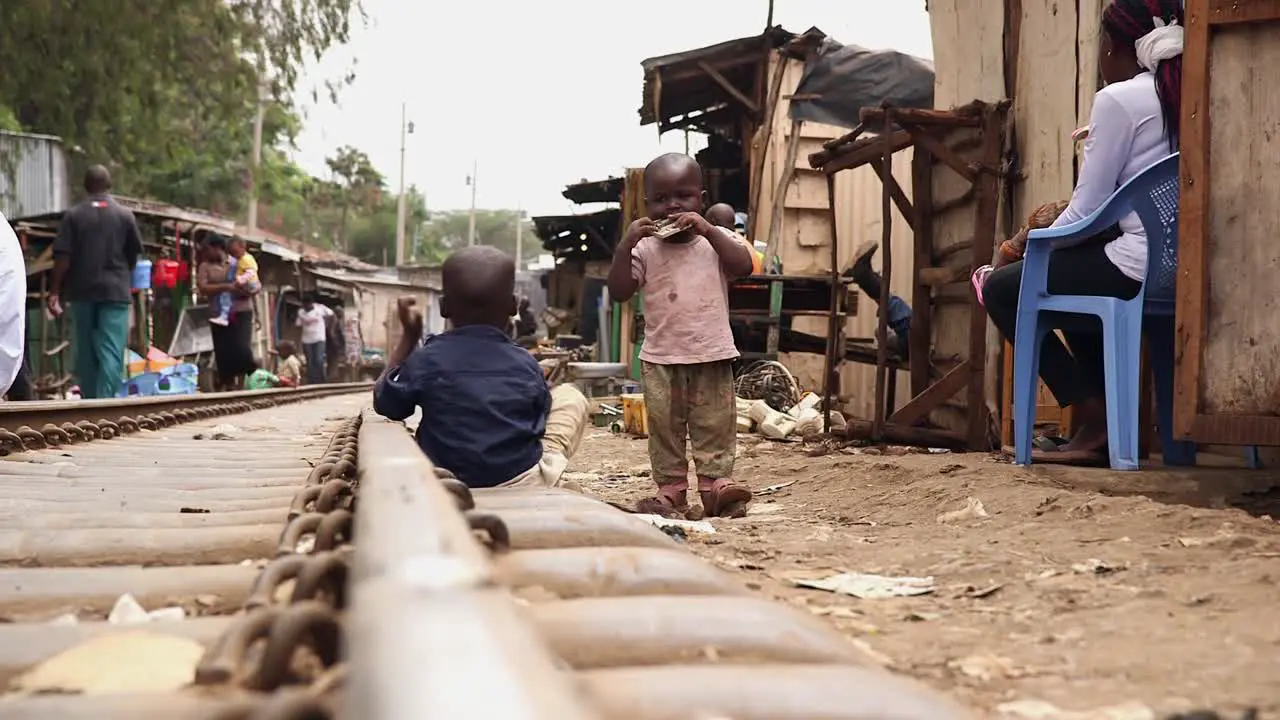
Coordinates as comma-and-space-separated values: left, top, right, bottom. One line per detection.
0, 213, 26, 397
1051, 72, 1171, 282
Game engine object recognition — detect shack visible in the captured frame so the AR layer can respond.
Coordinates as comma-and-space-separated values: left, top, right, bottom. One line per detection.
0, 130, 71, 219
636, 26, 936, 423
532, 195, 622, 355
11, 197, 235, 395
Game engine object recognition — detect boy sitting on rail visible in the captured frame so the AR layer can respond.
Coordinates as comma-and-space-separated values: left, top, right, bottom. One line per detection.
607, 153, 756, 519
373, 245, 590, 489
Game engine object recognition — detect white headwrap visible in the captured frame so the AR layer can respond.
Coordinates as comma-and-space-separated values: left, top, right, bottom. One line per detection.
1135, 17, 1184, 72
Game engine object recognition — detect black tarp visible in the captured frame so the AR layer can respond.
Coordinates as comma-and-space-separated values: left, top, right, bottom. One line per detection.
789, 40, 935, 129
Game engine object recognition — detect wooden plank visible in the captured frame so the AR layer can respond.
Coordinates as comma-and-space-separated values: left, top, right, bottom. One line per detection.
749, 52, 791, 223
1199, 22, 1280, 416
697, 61, 759, 115
872, 110, 896, 441
909, 146, 934, 398
813, 131, 913, 174
860, 103, 984, 127
1173, 0, 1212, 437
1077, 0, 1106, 131
1013, 0, 1078, 219
904, 127, 977, 183
1209, 0, 1280, 24
823, 175, 841, 433
1190, 415, 1280, 446
889, 361, 970, 427
869, 162, 915, 232
965, 105, 1006, 449
928, 0, 1008, 107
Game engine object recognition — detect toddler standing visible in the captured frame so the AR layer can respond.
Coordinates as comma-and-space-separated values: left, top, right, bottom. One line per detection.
210, 237, 261, 326
607, 153, 755, 519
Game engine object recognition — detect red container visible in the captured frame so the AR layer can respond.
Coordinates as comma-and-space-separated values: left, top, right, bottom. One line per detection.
153, 259, 182, 289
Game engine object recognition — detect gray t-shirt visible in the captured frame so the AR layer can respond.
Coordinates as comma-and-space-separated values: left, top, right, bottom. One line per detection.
52, 195, 143, 303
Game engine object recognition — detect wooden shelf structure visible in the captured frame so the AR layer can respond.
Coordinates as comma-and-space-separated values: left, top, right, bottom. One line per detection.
728, 274, 852, 432
809, 100, 1010, 450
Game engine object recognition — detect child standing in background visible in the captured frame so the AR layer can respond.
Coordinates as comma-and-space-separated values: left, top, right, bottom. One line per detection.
607, 153, 756, 519
209, 237, 261, 326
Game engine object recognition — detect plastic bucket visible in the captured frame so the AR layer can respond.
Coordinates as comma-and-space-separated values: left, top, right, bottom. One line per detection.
132, 259, 153, 290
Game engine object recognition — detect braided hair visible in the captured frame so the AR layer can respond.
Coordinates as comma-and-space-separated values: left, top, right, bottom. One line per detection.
1102, 0, 1184, 151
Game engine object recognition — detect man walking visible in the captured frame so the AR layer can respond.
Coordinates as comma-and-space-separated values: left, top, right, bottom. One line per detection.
296, 295, 333, 385
48, 166, 142, 399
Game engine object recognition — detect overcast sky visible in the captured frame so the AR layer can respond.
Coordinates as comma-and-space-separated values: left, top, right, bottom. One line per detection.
291, 1, 932, 217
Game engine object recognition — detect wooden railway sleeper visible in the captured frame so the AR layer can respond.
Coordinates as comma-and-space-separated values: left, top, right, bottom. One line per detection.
202, 690, 340, 720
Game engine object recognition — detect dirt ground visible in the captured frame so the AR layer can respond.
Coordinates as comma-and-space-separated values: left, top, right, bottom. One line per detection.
569, 429, 1280, 719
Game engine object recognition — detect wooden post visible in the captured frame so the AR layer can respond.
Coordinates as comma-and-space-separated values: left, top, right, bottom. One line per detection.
823, 175, 840, 433
872, 108, 895, 441
964, 105, 1006, 449
908, 137, 935, 399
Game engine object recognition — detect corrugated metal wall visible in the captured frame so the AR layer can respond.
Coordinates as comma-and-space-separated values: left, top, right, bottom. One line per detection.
0, 131, 70, 218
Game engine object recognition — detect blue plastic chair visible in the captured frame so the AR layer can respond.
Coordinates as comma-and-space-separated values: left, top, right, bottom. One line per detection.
1011, 153, 1246, 470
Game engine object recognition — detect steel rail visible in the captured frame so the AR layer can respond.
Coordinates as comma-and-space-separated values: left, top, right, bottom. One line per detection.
0, 383, 373, 448
346, 413, 599, 719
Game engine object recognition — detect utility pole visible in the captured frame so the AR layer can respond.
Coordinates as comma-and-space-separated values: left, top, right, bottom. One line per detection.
514, 204, 523, 270
466, 160, 478, 246
394, 102, 413, 266
247, 79, 268, 233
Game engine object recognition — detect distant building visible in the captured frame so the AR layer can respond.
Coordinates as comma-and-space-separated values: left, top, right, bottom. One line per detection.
0, 130, 71, 219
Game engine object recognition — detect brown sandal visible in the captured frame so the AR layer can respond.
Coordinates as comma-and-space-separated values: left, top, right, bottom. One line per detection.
701, 484, 753, 519
634, 496, 690, 519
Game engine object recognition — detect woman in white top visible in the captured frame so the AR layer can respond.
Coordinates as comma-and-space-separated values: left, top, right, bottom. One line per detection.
0, 213, 26, 399
982, 0, 1184, 462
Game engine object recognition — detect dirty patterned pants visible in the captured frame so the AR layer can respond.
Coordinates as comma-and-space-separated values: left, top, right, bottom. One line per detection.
640, 360, 736, 486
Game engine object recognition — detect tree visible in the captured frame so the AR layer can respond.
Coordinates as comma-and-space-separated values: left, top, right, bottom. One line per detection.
416, 210, 538, 265
324, 145, 383, 250
0, 1, 362, 208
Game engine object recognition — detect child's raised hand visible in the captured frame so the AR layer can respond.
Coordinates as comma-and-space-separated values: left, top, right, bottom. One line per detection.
396, 296, 423, 336
670, 211, 713, 237
622, 217, 656, 247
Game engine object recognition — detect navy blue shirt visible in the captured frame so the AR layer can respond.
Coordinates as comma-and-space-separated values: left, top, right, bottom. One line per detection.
373, 325, 549, 488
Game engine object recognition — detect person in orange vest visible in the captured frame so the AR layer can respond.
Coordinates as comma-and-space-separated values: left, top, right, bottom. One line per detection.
706, 203, 764, 274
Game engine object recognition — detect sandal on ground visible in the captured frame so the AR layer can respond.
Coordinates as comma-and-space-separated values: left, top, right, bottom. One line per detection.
634, 496, 690, 520
701, 483, 753, 519
1001, 443, 1110, 467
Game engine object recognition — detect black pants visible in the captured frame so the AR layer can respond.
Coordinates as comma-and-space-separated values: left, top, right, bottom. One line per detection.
210, 310, 258, 387
303, 341, 326, 385
6, 348, 32, 401
983, 236, 1141, 408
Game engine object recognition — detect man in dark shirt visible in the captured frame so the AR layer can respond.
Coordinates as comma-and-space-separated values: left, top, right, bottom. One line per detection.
49, 166, 143, 399
373, 246, 589, 489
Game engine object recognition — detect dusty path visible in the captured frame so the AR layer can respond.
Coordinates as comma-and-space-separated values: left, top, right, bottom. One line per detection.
571, 430, 1280, 718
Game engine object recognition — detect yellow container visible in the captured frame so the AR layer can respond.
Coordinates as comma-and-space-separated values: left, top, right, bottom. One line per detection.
621, 393, 649, 437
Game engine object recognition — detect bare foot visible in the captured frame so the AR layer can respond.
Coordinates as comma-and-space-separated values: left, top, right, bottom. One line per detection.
1063, 397, 1109, 453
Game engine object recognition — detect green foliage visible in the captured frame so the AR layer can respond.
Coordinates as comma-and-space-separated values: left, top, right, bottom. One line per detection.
414, 210, 538, 265
0, 0, 362, 209
0, 107, 20, 132
0, 1, 543, 272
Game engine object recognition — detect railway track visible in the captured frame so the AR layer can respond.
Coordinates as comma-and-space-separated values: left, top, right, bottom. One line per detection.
0, 387, 969, 719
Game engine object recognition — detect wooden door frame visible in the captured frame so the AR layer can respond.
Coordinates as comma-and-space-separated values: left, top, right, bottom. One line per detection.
1174, 0, 1280, 445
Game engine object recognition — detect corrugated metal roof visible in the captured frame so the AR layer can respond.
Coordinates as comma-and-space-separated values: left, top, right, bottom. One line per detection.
0, 131, 70, 218
306, 266, 441, 291
639, 27, 795, 131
